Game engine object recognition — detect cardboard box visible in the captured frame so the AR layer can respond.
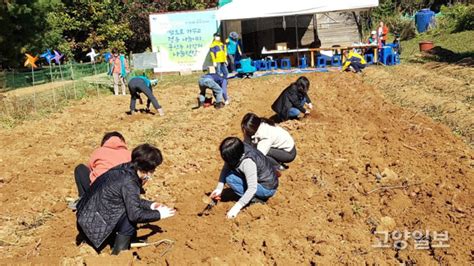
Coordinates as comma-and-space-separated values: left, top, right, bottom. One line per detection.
276, 42, 287, 51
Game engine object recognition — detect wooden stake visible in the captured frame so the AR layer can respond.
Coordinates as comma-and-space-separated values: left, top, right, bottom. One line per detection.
32, 66, 37, 113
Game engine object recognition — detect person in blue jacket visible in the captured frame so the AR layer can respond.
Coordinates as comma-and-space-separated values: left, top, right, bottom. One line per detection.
196, 72, 228, 109
226, 32, 242, 73
128, 75, 164, 116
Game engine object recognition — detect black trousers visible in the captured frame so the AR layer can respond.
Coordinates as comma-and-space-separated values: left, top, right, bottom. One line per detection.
115, 214, 137, 236
74, 164, 90, 197
351, 62, 366, 73
266, 146, 297, 165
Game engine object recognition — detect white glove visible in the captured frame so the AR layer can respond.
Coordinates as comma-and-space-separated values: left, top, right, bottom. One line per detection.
213, 62, 217, 67
307, 103, 313, 110
210, 182, 224, 199
210, 188, 223, 199
150, 202, 161, 210
226, 202, 243, 219
156, 205, 176, 219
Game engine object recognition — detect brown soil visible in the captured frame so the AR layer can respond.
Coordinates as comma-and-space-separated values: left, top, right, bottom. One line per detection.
364, 63, 474, 147
0, 71, 472, 264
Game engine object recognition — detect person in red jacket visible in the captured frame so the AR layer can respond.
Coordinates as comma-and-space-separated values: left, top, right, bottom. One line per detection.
73, 131, 131, 198
377, 21, 389, 47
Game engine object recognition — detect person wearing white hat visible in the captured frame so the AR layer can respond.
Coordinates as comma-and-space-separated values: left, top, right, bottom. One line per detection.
368, 30, 377, 45
366, 30, 378, 56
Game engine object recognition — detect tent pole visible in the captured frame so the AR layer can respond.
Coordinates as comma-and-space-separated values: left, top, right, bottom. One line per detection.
295, 15, 299, 67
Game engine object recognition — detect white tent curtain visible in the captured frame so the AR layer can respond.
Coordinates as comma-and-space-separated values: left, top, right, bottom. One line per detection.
217, 0, 379, 21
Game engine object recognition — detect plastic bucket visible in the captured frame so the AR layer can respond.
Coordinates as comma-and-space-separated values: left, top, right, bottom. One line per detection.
415, 8, 435, 33
419, 41, 434, 52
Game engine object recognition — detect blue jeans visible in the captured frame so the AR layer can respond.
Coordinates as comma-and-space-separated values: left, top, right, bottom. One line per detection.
224, 171, 276, 200
221, 79, 228, 101
216, 62, 229, 79
287, 97, 308, 119
198, 78, 223, 103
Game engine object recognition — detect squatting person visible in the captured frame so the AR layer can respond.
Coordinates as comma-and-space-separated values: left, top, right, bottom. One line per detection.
76, 144, 176, 255
210, 137, 279, 219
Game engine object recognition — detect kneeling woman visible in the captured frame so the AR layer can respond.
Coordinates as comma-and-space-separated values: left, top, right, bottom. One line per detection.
241, 113, 296, 169
76, 144, 176, 255
210, 137, 279, 219
271, 76, 313, 121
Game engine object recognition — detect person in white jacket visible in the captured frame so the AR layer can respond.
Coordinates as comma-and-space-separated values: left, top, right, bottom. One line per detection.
241, 113, 297, 170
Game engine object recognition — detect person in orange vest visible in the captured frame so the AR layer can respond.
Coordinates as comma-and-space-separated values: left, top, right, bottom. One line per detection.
377, 21, 389, 48
210, 33, 228, 78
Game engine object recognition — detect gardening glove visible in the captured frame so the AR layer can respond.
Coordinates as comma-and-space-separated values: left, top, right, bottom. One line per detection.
305, 109, 311, 115
150, 202, 162, 210
156, 205, 176, 219
226, 202, 243, 219
307, 103, 313, 110
210, 182, 224, 199
213, 62, 217, 67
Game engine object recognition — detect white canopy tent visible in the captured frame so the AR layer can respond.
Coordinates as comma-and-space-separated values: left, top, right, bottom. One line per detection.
217, 0, 379, 21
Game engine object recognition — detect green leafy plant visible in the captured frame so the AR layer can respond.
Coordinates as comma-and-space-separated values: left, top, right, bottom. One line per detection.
434, 4, 474, 34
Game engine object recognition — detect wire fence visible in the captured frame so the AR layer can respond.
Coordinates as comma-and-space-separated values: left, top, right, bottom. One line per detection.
0, 63, 109, 91
0, 73, 113, 127
0, 54, 159, 127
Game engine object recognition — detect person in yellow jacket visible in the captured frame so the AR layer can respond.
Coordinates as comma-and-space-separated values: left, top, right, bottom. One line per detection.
210, 33, 228, 78
341, 50, 367, 73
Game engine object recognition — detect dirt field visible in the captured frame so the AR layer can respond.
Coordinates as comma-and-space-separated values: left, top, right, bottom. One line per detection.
364, 62, 474, 147
0, 70, 472, 265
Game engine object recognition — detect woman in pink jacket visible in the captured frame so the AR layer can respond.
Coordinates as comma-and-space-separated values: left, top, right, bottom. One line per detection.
74, 132, 131, 198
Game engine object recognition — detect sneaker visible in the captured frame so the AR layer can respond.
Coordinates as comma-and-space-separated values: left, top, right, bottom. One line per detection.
278, 163, 289, 171
192, 99, 203, 110
224, 100, 230, 105
215, 102, 225, 109
157, 108, 165, 116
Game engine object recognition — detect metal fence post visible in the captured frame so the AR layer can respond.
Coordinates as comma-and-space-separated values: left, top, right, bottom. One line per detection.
70, 64, 77, 99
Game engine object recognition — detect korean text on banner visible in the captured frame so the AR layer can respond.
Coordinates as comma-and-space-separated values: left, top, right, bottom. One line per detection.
149, 10, 218, 72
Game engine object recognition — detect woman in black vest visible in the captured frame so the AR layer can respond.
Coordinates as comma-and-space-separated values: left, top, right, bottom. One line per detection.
271, 76, 313, 121
210, 137, 278, 219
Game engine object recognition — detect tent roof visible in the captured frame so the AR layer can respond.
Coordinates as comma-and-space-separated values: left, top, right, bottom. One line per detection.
216, 0, 379, 21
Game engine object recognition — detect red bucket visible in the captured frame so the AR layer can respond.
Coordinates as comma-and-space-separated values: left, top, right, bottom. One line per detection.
419, 41, 434, 52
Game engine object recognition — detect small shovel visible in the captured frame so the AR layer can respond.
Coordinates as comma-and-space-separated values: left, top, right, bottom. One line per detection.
131, 239, 174, 256
197, 196, 219, 217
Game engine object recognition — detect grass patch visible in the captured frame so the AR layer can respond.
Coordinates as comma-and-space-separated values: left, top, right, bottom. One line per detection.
0, 81, 110, 129
154, 72, 202, 89
401, 30, 474, 62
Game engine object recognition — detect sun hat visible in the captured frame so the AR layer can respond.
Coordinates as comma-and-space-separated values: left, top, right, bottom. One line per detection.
229, 32, 239, 39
